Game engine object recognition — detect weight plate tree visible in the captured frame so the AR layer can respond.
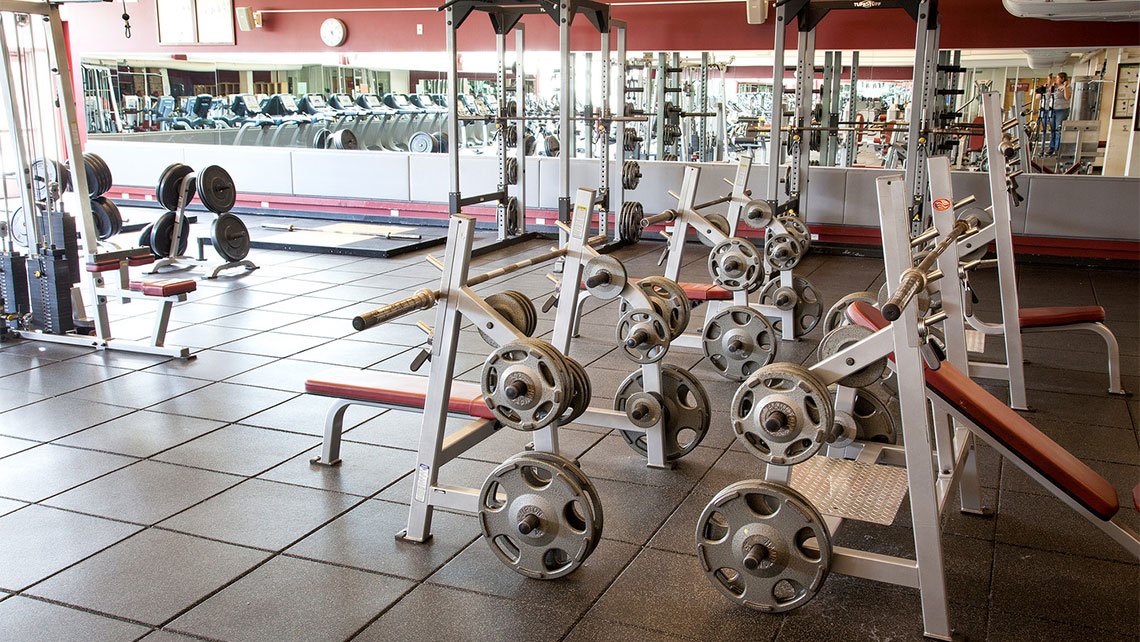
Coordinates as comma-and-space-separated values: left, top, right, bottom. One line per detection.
211, 213, 251, 262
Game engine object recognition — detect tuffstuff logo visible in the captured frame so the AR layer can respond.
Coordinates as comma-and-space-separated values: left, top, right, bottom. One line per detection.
853, 0, 882, 6
932, 198, 952, 211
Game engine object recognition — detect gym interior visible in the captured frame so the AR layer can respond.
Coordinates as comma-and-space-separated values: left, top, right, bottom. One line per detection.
0, 0, 1137, 640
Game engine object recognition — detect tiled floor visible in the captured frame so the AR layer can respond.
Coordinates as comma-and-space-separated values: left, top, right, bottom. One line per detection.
0, 237, 1136, 642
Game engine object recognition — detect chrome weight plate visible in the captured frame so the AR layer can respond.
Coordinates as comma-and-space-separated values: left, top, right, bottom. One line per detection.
583, 255, 627, 302
211, 213, 251, 262
616, 307, 670, 364
816, 324, 887, 390
742, 199, 774, 230
758, 276, 823, 336
731, 363, 834, 466
520, 450, 604, 553
708, 237, 764, 292
481, 291, 533, 347
821, 291, 878, 335
702, 306, 778, 382
696, 479, 831, 612
31, 159, 71, 202
762, 232, 803, 271
481, 338, 571, 431
197, 165, 237, 214
956, 206, 993, 262
9, 207, 29, 247
479, 452, 602, 579
559, 354, 592, 425
776, 216, 811, 253
635, 276, 691, 339
615, 364, 711, 462
330, 128, 359, 150
699, 213, 731, 248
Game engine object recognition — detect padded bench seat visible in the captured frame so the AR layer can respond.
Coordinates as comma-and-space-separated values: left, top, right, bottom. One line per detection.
629, 278, 732, 301
128, 278, 197, 297
306, 368, 495, 420
86, 253, 156, 273
1019, 306, 1105, 329
848, 301, 1120, 521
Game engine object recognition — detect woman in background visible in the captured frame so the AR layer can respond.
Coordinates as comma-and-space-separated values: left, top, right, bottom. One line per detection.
1049, 72, 1072, 156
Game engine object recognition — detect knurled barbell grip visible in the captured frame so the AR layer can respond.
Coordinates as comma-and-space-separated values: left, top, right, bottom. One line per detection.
352, 288, 439, 331
882, 269, 926, 322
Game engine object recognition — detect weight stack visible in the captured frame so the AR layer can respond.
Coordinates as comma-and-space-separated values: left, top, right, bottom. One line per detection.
42, 212, 81, 285
0, 251, 29, 328
26, 251, 74, 334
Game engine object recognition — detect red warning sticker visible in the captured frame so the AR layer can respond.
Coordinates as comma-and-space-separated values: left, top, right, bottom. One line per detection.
932, 198, 952, 211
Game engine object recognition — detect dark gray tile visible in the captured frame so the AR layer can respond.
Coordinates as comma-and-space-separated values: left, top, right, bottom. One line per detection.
225, 358, 328, 393
1020, 389, 1133, 429
140, 630, 203, 641
154, 424, 319, 476
207, 309, 310, 332
354, 583, 578, 642
168, 555, 411, 642
162, 323, 262, 350
1031, 417, 1139, 465
990, 543, 1138, 634
995, 489, 1139, 563
0, 444, 136, 502
0, 361, 130, 396
27, 529, 268, 626
288, 499, 478, 580
291, 339, 408, 368
45, 460, 242, 525
458, 426, 605, 465
0, 389, 47, 413
66, 349, 173, 371
577, 434, 720, 489
0, 595, 150, 641
242, 393, 382, 435
214, 330, 332, 358
0, 340, 95, 361
986, 608, 1135, 642
592, 477, 689, 545
159, 479, 358, 550
999, 456, 1138, 506
0, 435, 37, 458
0, 505, 140, 591
144, 349, 275, 380
259, 441, 416, 496
564, 615, 699, 642
431, 536, 639, 611
275, 316, 359, 339
0, 498, 25, 517
55, 411, 225, 458
590, 547, 783, 640
0, 397, 134, 441
63, 370, 210, 409
149, 382, 296, 423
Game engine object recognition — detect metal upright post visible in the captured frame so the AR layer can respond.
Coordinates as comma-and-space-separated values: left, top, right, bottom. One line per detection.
828, 51, 842, 166
821, 51, 834, 165
612, 21, 627, 241
766, 2, 788, 204
496, 31, 509, 240
515, 26, 527, 233
845, 51, 859, 167
598, 28, 610, 235
792, 25, 815, 217
905, 1, 936, 233
584, 52, 593, 159
446, 8, 461, 212
558, 2, 572, 247
700, 52, 709, 161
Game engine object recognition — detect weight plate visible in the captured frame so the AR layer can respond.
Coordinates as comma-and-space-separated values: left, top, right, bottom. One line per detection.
619, 201, 644, 244
759, 276, 823, 335
138, 222, 154, 251
763, 232, 803, 271
821, 290, 878, 335
522, 450, 604, 554
89, 197, 113, 240
503, 125, 518, 148
956, 206, 993, 262
846, 382, 900, 444
615, 364, 711, 462
481, 338, 571, 431
482, 290, 532, 347
635, 276, 691, 340
708, 237, 763, 292
212, 213, 251, 262
731, 362, 834, 466
100, 197, 123, 237
83, 152, 109, 197
696, 479, 831, 612
9, 207, 29, 247
409, 131, 436, 153
560, 354, 592, 425
150, 211, 191, 258
621, 160, 641, 190
503, 290, 538, 337
503, 197, 523, 236
479, 452, 602, 579
197, 165, 237, 214
312, 128, 332, 149
331, 129, 359, 150
777, 216, 811, 253
699, 213, 732, 248
702, 306, 777, 381
156, 163, 194, 211
543, 134, 560, 157
616, 307, 670, 364
505, 157, 519, 186
583, 255, 626, 302
524, 134, 537, 156
742, 199, 774, 230
31, 159, 71, 202
816, 324, 887, 389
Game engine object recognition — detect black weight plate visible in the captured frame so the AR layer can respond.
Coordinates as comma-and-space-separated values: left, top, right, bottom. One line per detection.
150, 211, 175, 257
31, 159, 72, 201
156, 163, 194, 211
196, 165, 237, 214
331, 129, 358, 150
99, 154, 114, 197
83, 152, 107, 197
89, 197, 113, 240
139, 222, 154, 254
95, 196, 123, 237
212, 212, 251, 261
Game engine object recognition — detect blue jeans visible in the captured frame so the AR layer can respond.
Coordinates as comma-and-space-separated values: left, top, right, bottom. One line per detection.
1050, 108, 1069, 153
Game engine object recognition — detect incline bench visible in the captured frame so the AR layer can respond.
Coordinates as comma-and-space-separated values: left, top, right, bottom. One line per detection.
305, 368, 498, 466
850, 301, 1139, 553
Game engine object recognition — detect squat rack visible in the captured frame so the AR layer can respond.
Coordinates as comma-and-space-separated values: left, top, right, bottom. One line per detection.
766, 0, 941, 233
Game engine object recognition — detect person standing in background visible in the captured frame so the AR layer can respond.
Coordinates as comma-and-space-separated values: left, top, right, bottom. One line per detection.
1038, 73, 1055, 154
1049, 72, 1072, 155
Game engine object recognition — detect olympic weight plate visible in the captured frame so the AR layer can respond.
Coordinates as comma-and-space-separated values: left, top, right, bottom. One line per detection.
583, 255, 626, 302
759, 276, 823, 335
156, 163, 195, 211
197, 165, 237, 214
543, 134, 560, 157
330, 129, 358, 150
816, 324, 887, 389
708, 237, 764, 292
100, 197, 123, 237
503, 197, 523, 236
696, 479, 831, 613
699, 213, 732, 248
212, 213, 251, 262
615, 364, 711, 462
409, 131, 436, 153
621, 160, 641, 190
89, 198, 113, 240
138, 222, 154, 251
150, 211, 191, 258
777, 216, 811, 253
9, 208, 29, 247
742, 198, 774, 230
731, 362, 835, 466
821, 290, 878, 336
505, 157, 519, 186
956, 206, 993, 262
702, 306, 778, 381
31, 159, 71, 202
312, 128, 332, 149
83, 152, 111, 198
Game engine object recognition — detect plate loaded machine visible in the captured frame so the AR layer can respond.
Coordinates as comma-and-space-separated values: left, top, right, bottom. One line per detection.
313, 189, 706, 579
0, 2, 190, 358
142, 163, 257, 279
766, 0, 942, 234
696, 169, 995, 639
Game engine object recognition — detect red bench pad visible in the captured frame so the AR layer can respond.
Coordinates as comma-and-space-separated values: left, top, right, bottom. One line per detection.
629, 278, 732, 301
848, 301, 1120, 521
1019, 306, 1105, 329
86, 261, 120, 273
128, 278, 197, 297
306, 368, 495, 420
1133, 484, 1140, 512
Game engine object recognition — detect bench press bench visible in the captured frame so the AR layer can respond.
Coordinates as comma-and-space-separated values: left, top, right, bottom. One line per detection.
850, 301, 1138, 551
305, 368, 499, 466
630, 278, 733, 302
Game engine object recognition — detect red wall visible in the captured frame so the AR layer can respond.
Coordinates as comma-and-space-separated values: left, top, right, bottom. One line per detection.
62, 0, 1139, 57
